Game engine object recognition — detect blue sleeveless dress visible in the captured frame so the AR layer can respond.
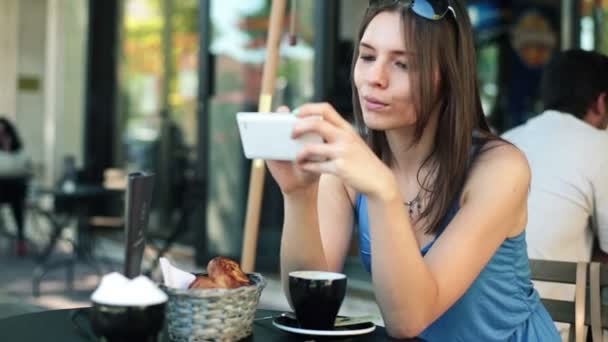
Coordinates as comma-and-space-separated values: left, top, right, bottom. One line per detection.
355, 193, 561, 341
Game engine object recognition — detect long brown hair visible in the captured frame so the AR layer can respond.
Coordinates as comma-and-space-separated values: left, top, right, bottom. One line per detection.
351, 0, 494, 234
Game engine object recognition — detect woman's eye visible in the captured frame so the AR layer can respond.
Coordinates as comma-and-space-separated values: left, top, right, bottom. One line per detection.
359, 54, 375, 62
395, 61, 408, 70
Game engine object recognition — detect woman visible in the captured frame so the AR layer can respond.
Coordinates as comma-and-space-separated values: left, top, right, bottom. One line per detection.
0, 117, 29, 256
267, 0, 560, 340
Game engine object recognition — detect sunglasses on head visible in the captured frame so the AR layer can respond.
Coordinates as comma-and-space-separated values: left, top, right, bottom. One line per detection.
368, 0, 457, 21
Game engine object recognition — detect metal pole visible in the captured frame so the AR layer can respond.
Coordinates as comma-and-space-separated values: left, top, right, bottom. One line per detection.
313, 0, 338, 102
562, 0, 574, 50
561, 0, 581, 50
594, 0, 604, 51
195, 0, 211, 266
158, 0, 174, 228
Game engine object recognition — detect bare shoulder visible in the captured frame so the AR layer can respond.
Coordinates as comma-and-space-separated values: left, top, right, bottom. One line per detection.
474, 139, 529, 177
461, 139, 531, 236
464, 139, 531, 201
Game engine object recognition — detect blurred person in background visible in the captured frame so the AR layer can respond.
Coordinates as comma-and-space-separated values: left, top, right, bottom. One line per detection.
502, 49, 608, 339
0, 117, 30, 256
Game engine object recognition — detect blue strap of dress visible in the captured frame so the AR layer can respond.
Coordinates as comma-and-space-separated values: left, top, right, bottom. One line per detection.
356, 138, 485, 270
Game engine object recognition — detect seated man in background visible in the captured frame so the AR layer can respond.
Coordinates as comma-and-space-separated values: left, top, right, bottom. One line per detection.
502, 49, 608, 338
0, 117, 30, 257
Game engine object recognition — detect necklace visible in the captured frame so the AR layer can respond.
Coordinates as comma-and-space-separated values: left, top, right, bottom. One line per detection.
404, 191, 422, 219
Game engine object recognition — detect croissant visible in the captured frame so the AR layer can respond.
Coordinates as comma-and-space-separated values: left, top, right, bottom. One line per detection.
188, 275, 221, 289
188, 256, 251, 289
208, 257, 250, 288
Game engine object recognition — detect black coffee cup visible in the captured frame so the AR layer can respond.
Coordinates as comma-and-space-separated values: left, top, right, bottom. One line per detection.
288, 271, 347, 330
89, 301, 166, 342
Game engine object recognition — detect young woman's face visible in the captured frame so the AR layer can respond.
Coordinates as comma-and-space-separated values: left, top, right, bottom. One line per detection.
354, 11, 417, 131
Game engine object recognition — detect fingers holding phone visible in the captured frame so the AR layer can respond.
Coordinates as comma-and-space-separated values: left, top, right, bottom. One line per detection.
236, 110, 322, 194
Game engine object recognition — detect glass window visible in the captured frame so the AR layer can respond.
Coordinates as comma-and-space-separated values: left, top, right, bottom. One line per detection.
205, 0, 316, 258
119, 0, 200, 236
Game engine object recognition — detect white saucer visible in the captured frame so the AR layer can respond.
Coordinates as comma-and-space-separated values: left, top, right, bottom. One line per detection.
272, 316, 376, 337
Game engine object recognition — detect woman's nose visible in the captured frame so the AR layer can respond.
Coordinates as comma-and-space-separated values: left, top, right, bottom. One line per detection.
367, 62, 388, 88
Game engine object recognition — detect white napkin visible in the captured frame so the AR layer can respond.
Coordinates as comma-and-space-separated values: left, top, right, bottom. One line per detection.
91, 272, 168, 306
159, 257, 196, 289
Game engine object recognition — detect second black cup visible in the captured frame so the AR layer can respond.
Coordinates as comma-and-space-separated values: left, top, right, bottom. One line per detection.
89, 302, 165, 342
288, 271, 347, 330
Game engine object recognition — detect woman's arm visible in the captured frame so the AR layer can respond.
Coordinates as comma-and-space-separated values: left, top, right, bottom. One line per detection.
289, 103, 530, 337
280, 174, 354, 305
368, 143, 531, 338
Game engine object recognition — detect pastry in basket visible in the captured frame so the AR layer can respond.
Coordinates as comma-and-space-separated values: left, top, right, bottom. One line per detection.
208, 256, 251, 288
188, 256, 251, 289
188, 275, 222, 289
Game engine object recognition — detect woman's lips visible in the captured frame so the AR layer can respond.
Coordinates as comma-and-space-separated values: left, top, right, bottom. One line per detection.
363, 96, 388, 111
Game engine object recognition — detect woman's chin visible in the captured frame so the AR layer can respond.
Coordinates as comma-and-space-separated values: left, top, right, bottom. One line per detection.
362, 112, 414, 131
363, 118, 411, 131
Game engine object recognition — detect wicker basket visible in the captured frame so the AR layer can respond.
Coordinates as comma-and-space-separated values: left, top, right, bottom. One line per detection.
161, 273, 266, 342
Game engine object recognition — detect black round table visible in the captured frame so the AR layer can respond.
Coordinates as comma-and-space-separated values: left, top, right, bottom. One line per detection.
0, 308, 423, 341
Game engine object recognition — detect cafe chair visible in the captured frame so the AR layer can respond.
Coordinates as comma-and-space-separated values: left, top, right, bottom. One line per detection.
88, 168, 127, 241
30, 195, 82, 296
85, 197, 125, 269
588, 262, 606, 342
30, 169, 124, 296
529, 259, 588, 342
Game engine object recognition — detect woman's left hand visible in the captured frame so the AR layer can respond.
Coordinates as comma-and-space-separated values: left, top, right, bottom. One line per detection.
292, 102, 397, 199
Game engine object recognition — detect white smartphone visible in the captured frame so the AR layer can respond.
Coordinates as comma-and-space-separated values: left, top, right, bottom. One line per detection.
236, 112, 323, 160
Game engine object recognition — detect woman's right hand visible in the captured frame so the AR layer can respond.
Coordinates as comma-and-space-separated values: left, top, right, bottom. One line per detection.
265, 106, 320, 195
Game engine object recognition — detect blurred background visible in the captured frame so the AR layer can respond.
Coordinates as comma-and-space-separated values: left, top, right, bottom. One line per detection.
0, 0, 606, 320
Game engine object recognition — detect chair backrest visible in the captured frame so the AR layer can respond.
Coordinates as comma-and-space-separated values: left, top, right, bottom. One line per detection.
589, 262, 608, 342
529, 259, 588, 342
87, 168, 129, 230
530, 259, 608, 342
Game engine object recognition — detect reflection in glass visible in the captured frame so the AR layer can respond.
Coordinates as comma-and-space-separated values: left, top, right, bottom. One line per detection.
206, 0, 315, 258
477, 45, 500, 120
119, 0, 199, 237
118, 0, 316, 258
